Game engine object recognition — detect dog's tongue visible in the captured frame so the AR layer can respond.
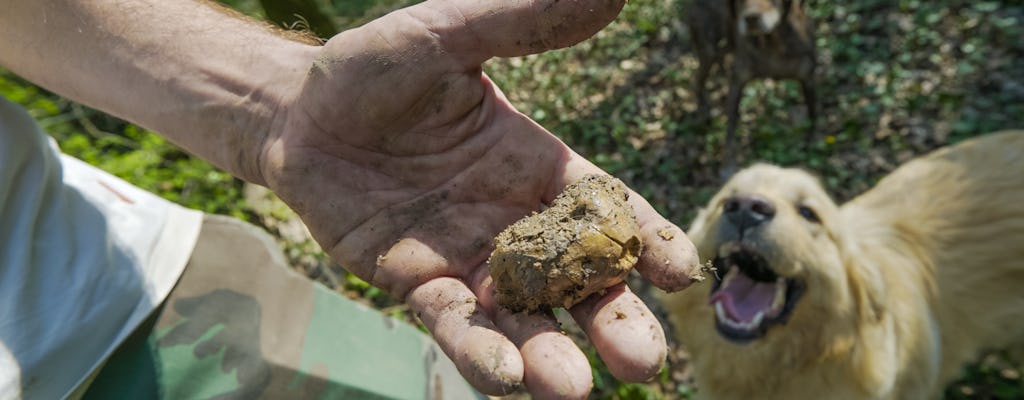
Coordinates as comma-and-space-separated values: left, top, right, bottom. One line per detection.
709, 270, 777, 323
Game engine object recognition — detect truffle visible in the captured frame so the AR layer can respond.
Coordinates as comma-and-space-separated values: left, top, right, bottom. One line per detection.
488, 174, 643, 312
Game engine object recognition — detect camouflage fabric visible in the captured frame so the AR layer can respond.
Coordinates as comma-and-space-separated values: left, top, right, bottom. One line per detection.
82, 215, 485, 400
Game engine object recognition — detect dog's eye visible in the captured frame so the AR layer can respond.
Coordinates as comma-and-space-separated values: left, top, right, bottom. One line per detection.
797, 205, 821, 223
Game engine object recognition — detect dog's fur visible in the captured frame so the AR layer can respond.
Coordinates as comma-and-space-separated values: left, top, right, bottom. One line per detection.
663, 131, 1024, 399
686, 0, 817, 169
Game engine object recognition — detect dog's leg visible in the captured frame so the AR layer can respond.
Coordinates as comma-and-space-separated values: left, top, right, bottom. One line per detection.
801, 78, 818, 145
694, 59, 712, 125
721, 76, 746, 180
691, 24, 714, 126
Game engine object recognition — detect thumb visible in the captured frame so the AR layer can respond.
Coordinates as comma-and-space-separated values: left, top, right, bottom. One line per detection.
407, 0, 626, 67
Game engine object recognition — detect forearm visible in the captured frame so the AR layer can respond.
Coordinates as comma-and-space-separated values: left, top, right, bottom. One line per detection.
0, 0, 318, 184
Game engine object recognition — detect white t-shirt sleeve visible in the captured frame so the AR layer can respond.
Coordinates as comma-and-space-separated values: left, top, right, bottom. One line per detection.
0, 97, 203, 400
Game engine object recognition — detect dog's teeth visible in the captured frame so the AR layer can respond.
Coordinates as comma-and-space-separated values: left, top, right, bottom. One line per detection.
715, 301, 727, 324
715, 301, 764, 331
770, 278, 787, 313
770, 297, 784, 314
729, 317, 751, 331
721, 266, 740, 288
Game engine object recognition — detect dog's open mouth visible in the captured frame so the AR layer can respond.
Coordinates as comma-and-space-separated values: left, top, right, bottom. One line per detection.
709, 244, 805, 343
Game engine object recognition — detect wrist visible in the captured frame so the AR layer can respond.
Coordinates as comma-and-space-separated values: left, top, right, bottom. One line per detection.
235, 42, 319, 187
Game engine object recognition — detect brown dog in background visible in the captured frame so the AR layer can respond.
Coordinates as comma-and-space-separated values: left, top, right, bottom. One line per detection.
662, 131, 1024, 399
687, 0, 817, 172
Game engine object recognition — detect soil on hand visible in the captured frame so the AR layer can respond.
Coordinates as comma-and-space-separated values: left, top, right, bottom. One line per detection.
489, 174, 643, 312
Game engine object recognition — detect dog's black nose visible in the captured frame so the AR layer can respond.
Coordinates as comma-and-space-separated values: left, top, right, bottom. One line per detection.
723, 194, 775, 230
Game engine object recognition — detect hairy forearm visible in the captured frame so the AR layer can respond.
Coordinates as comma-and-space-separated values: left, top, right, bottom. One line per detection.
0, 0, 318, 184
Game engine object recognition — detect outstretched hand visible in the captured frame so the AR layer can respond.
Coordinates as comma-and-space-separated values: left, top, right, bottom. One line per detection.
259, 0, 701, 397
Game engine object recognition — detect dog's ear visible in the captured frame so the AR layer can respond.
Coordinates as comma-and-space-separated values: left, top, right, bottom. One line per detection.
838, 236, 887, 324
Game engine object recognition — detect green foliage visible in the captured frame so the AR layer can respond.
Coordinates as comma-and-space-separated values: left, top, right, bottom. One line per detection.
945, 352, 1024, 399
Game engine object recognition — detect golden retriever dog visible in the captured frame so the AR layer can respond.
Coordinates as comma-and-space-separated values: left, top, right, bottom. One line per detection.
663, 130, 1024, 399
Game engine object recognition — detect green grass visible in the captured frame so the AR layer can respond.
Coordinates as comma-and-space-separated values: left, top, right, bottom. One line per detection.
2, 0, 1022, 398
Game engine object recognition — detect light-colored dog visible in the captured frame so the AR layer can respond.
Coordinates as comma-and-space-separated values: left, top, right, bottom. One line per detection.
663, 131, 1024, 399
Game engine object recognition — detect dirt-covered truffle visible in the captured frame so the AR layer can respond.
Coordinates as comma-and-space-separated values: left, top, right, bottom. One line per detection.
488, 174, 643, 313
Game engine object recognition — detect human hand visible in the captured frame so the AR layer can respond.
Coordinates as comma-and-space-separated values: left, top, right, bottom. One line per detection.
258, 0, 702, 397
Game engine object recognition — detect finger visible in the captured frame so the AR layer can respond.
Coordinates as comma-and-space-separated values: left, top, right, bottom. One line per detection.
470, 268, 593, 399
372, 237, 452, 300
406, 277, 524, 395
341, 203, 500, 299
631, 195, 704, 292
569, 283, 667, 382
552, 154, 703, 292
407, 0, 626, 66
496, 310, 593, 400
